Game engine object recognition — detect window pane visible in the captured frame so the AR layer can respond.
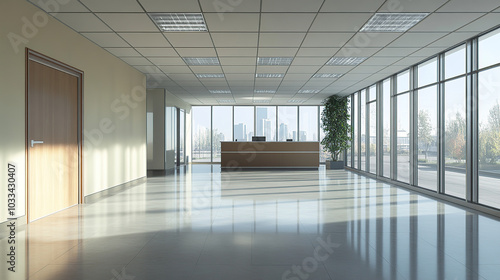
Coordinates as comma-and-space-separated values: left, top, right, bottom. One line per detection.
444, 45, 466, 80
192, 106, 211, 162
180, 110, 185, 164
234, 106, 254, 141
212, 106, 232, 162
256, 106, 276, 141
369, 102, 377, 173
369, 85, 376, 101
360, 90, 367, 171
299, 106, 318, 141
478, 66, 500, 209
353, 93, 359, 168
278, 106, 298, 141
346, 98, 352, 167
479, 28, 500, 69
397, 93, 410, 183
417, 85, 438, 191
444, 77, 466, 199
382, 79, 391, 178
417, 58, 437, 87
320, 105, 328, 162
397, 70, 410, 93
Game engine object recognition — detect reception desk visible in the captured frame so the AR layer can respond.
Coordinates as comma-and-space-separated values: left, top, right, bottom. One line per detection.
221, 141, 319, 169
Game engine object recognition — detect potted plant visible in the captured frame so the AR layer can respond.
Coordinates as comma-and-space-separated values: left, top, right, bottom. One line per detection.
321, 95, 352, 169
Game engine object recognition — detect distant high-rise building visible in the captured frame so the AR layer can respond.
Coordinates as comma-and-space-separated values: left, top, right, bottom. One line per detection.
299, 131, 307, 141
293, 131, 297, 141
262, 119, 272, 140
234, 123, 246, 141
279, 123, 288, 141
256, 107, 268, 136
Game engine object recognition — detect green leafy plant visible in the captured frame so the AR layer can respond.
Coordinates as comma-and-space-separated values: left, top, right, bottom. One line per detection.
321, 95, 352, 161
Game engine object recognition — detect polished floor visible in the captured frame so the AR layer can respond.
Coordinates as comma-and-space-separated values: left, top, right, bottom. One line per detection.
2, 165, 500, 280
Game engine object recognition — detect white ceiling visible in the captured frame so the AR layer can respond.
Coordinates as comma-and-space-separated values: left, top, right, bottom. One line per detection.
28, 0, 500, 105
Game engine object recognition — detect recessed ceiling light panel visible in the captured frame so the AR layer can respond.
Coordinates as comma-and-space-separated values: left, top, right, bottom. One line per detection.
256, 73, 285, 78
254, 90, 276, 94
196, 73, 225, 78
217, 99, 235, 103
150, 13, 207, 32
298, 89, 320, 94
253, 100, 271, 103
183, 57, 220, 66
209, 90, 231, 94
326, 57, 367, 66
257, 57, 293, 66
360, 13, 429, 32
312, 73, 343, 78
288, 99, 305, 103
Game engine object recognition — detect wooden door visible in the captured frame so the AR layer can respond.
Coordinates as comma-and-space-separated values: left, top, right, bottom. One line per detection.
27, 53, 81, 222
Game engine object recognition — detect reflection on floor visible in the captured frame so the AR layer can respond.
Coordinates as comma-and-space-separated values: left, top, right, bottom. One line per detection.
1, 165, 500, 280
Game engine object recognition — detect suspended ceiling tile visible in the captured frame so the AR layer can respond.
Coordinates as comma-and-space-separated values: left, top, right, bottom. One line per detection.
256, 66, 289, 73
373, 47, 419, 57
164, 33, 214, 47
199, 0, 261, 12
204, 13, 260, 32
310, 13, 372, 32
427, 32, 479, 47
344, 32, 402, 48
437, 0, 500, 12
136, 47, 178, 56
217, 48, 258, 57
258, 48, 298, 57
148, 57, 185, 65
296, 48, 340, 56
29, 0, 89, 12
81, 32, 130, 47
120, 33, 171, 47
262, 0, 324, 12
321, 0, 384, 12
291, 57, 331, 66
361, 56, 401, 66
258, 33, 307, 48
120, 56, 153, 66
287, 65, 322, 73
222, 66, 256, 73
190, 66, 224, 73
348, 65, 386, 74
457, 13, 500, 32
409, 13, 484, 32
175, 48, 217, 57
317, 65, 355, 73
378, 0, 448, 12
105, 48, 142, 57
302, 33, 354, 48
139, 0, 201, 12
409, 47, 448, 57
211, 33, 259, 47
159, 65, 193, 74
52, 13, 111, 32
336, 47, 381, 57
219, 57, 257, 66
260, 13, 316, 32
134, 65, 163, 74
80, 0, 143, 12
97, 13, 159, 32
387, 32, 449, 47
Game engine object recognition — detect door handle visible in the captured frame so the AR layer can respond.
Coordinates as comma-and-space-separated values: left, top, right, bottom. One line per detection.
31, 140, 44, 147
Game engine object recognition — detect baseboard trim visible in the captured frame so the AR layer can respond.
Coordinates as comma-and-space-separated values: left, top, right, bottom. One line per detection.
84, 177, 147, 204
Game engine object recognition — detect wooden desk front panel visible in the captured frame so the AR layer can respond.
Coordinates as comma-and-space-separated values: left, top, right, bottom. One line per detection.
221, 142, 319, 168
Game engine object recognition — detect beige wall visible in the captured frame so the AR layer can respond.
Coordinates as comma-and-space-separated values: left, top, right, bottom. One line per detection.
0, 0, 147, 223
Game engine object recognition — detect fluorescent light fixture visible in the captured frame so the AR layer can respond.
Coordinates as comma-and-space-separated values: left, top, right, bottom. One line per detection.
183, 57, 219, 66
256, 73, 284, 78
254, 90, 276, 94
149, 13, 207, 32
257, 57, 293, 66
326, 57, 367, 66
196, 73, 224, 78
209, 90, 231, 94
313, 73, 343, 78
360, 13, 429, 32
298, 89, 320, 94
217, 99, 235, 103
253, 100, 271, 103
287, 99, 305, 103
